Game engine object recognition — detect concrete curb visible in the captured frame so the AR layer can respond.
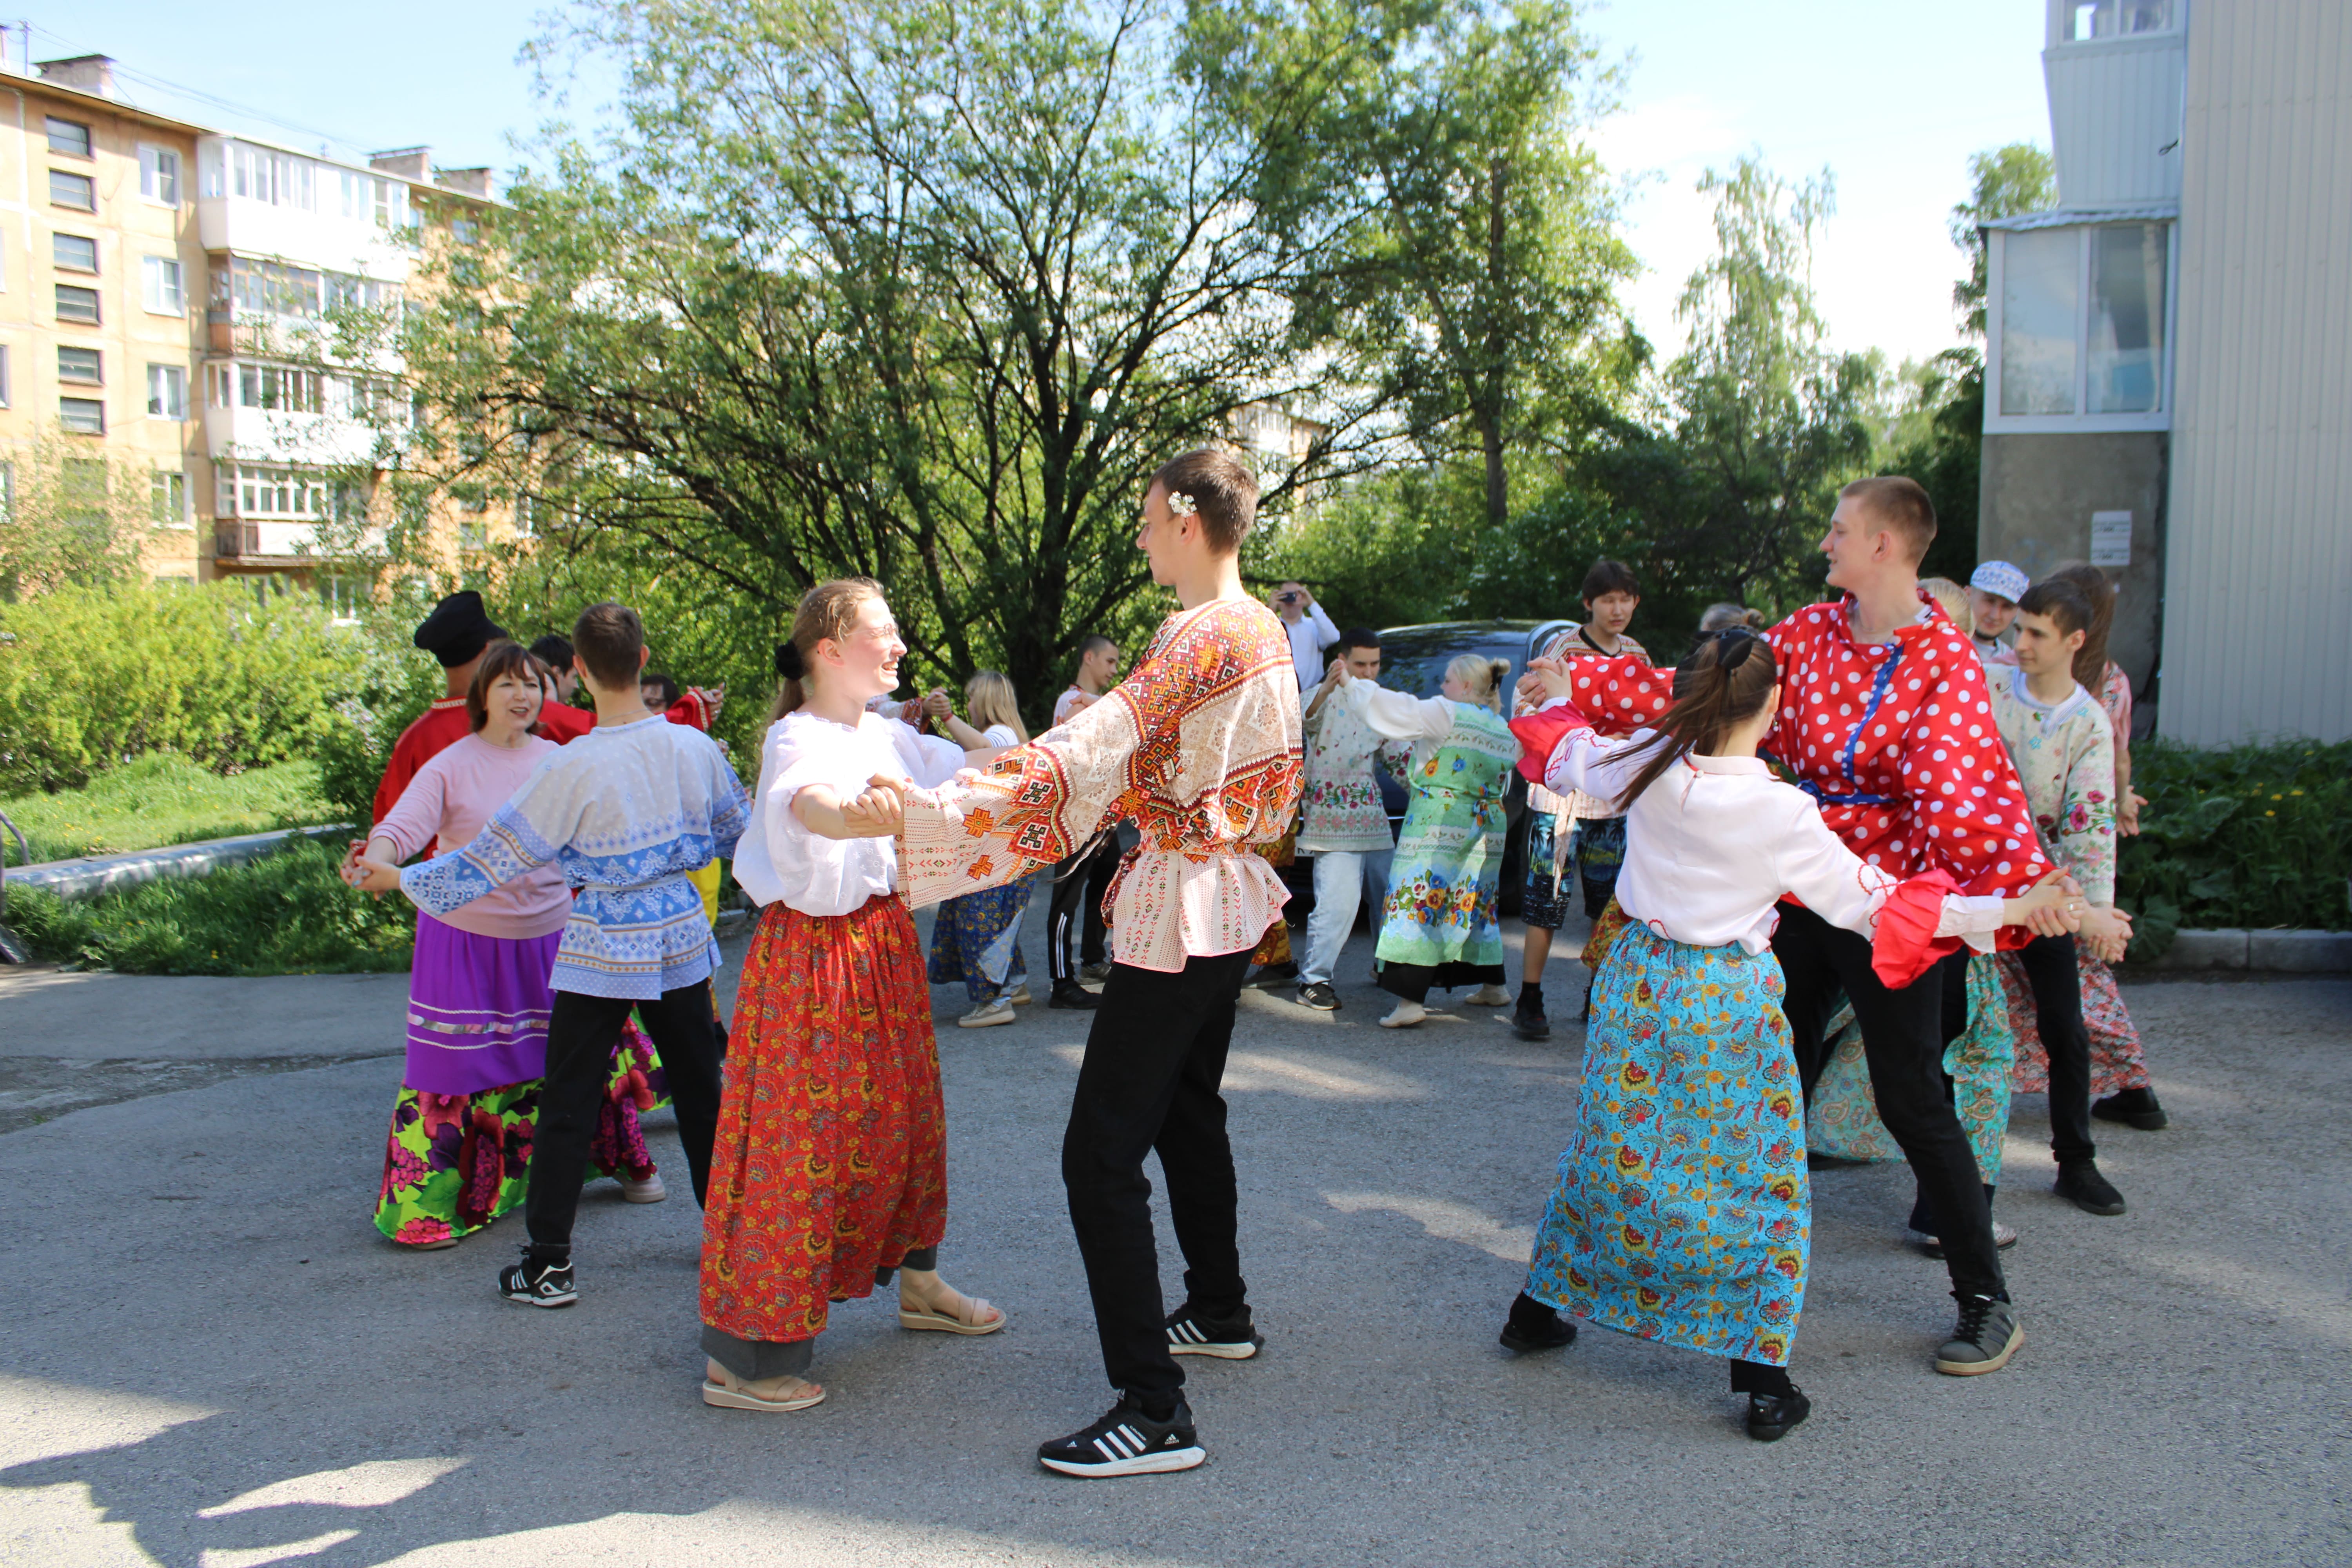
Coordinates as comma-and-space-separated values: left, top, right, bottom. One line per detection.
2136, 927, 2352, 974
1, 824, 355, 903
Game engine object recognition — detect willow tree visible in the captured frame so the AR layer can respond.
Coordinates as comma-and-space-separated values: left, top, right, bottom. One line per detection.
394, 0, 1395, 702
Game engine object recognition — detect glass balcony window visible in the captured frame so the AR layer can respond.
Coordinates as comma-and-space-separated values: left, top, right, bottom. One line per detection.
1999, 228, 2080, 417
226, 256, 323, 318
1990, 220, 2171, 428
2087, 225, 2167, 414
2067, 1, 2175, 42
229, 145, 316, 210
221, 464, 327, 519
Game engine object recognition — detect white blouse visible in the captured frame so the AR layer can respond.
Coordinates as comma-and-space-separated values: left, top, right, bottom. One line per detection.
1536, 703, 2006, 955
733, 710, 969, 916
1339, 681, 1480, 742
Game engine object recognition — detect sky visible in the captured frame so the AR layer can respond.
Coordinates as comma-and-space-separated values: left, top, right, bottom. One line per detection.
34, 0, 2053, 368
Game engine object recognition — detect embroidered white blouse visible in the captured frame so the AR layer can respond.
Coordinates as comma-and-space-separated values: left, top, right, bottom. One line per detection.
1534, 701, 2007, 955
733, 710, 969, 916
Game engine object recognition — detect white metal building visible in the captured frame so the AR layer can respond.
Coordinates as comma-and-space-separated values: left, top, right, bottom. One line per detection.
1977, 0, 2350, 744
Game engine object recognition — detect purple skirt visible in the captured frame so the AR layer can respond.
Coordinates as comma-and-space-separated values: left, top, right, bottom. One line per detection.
404, 913, 561, 1096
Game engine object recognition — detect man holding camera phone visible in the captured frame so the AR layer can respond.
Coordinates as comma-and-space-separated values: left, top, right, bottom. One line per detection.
1269, 580, 1340, 693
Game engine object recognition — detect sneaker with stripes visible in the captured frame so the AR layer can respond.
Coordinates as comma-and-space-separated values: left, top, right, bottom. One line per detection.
1036, 1394, 1205, 1477
1165, 1301, 1264, 1359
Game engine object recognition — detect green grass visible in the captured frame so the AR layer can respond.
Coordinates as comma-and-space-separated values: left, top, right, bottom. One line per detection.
0, 754, 337, 866
2, 838, 414, 975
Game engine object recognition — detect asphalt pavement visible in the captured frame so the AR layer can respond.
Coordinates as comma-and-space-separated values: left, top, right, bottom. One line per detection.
2, 888, 2347, 1567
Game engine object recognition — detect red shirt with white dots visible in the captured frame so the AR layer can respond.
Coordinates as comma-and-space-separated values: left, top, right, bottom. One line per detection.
1555, 590, 2050, 950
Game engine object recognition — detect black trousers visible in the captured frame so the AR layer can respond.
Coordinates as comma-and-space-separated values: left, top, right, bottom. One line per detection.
525, 984, 725, 1250
1774, 903, 2009, 1302
1062, 949, 1254, 1403
1047, 838, 1120, 985
2013, 932, 2096, 1165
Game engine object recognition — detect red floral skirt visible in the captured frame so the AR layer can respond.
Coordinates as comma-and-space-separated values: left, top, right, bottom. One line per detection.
1999, 949, 2153, 1096
699, 895, 948, 1345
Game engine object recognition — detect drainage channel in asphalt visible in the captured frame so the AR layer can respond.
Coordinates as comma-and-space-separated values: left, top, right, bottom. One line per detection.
0, 1054, 397, 1135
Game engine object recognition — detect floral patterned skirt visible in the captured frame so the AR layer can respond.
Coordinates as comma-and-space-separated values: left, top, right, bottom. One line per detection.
2000, 949, 2152, 1095
927, 876, 1033, 1004
701, 895, 947, 1348
1806, 953, 2016, 1183
1247, 829, 1298, 966
374, 1020, 669, 1247
1526, 925, 1809, 1367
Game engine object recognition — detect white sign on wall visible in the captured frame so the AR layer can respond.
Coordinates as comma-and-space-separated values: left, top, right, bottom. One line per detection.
2089, 510, 2134, 567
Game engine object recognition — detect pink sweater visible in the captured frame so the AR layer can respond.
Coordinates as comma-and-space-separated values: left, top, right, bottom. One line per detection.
374, 733, 570, 939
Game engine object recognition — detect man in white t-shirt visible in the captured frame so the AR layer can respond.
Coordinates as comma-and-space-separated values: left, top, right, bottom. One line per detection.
1269, 581, 1339, 692
1046, 634, 1124, 1005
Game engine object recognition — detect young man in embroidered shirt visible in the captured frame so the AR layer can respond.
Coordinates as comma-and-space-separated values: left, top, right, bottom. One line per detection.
353, 602, 750, 1310
897, 450, 1302, 1477
1294, 628, 1395, 1010
1044, 633, 1126, 1005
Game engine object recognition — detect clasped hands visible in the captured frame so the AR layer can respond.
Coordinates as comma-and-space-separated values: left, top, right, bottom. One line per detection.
793, 773, 908, 840
341, 837, 403, 895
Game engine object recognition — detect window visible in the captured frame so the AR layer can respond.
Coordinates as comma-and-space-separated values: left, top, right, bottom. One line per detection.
0, 346, 9, 407
142, 256, 186, 314
229, 145, 315, 210
58, 346, 102, 385
2067, 1, 2174, 41
61, 396, 105, 434
221, 465, 325, 518
325, 271, 403, 314
337, 171, 406, 222
227, 256, 323, 318
49, 169, 97, 211
46, 116, 92, 157
236, 363, 324, 412
56, 284, 102, 324
375, 178, 410, 231
1998, 228, 2078, 417
148, 364, 188, 419
152, 471, 190, 526
458, 521, 488, 552
140, 144, 183, 205
54, 234, 99, 273
2087, 224, 2166, 414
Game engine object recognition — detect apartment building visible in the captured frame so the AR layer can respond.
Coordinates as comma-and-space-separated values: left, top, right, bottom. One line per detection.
1976, 0, 2350, 742
1, 52, 506, 597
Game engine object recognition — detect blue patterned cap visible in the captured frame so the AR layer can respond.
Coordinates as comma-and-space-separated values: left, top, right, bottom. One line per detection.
1969, 561, 2029, 603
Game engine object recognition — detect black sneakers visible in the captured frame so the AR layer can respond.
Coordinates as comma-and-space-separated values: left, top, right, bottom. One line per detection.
2054, 1160, 2127, 1216
498, 1251, 576, 1308
2093, 1087, 2169, 1130
1499, 1291, 1577, 1353
1037, 1394, 1206, 1477
1165, 1301, 1264, 1359
1746, 1388, 1811, 1441
1935, 1294, 2023, 1375
1296, 981, 1341, 1011
1048, 982, 1100, 1011
1511, 1000, 1551, 1041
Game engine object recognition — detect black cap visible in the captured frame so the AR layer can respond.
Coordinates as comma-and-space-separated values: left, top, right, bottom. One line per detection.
413, 591, 507, 669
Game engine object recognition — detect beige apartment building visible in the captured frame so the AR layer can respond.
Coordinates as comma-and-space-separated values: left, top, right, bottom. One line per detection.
1, 53, 506, 599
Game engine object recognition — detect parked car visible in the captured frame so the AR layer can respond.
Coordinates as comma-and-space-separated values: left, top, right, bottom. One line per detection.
1371, 619, 1575, 916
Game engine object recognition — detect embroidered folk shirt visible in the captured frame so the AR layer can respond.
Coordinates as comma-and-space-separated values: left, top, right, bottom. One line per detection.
732, 709, 969, 917
1296, 683, 1398, 854
898, 598, 1303, 972
1989, 668, 2118, 906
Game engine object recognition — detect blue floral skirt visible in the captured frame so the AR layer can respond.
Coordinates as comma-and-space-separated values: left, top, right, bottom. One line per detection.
1525, 924, 1809, 1365
927, 875, 1032, 1005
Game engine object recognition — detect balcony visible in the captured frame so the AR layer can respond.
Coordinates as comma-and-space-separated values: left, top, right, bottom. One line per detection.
213, 521, 319, 561
204, 401, 386, 468
196, 137, 416, 277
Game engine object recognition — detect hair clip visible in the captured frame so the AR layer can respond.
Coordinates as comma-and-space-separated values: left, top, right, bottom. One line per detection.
774, 641, 806, 679
1715, 628, 1759, 670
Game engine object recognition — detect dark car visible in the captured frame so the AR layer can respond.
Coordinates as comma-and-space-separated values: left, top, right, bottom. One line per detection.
1372, 619, 1574, 916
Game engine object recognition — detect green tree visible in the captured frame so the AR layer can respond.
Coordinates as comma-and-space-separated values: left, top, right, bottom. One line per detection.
392, 0, 1396, 706
0, 440, 158, 601
1197, 0, 1641, 525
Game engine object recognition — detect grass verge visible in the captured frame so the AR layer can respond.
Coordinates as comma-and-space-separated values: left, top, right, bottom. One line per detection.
0, 754, 335, 865
4, 839, 414, 975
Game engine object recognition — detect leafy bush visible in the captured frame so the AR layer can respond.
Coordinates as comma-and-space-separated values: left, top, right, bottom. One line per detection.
0, 581, 371, 793
0, 755, 333, 864
4, 839, 414, 975
2118, 738, 2352, 960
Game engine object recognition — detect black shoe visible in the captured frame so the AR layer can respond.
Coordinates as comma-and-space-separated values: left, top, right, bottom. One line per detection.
1746, 1388, 1811, 1441
2092, 1087, 2168, 1131
1037, 1394, 1205, 1477
1244, 962, 1298, 990
1511, 1003, 1551, 1041
1078, 960, 1114, 984
1296, 981, 1341, 1011
1499, 1292, 1577, 1354
1048, 982, 1100, 1011
498, 1251, 576, 1308
2054, 1160, 2127, 1216
1165, 1301, 1263, 1359
1935, 1294, 2023, 1376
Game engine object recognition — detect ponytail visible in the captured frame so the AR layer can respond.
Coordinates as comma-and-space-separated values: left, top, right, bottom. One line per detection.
1609, 630, 1780, 810
1445, 653, 1510, 712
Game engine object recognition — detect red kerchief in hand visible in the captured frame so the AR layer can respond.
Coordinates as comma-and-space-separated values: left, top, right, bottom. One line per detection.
1507, 704, 1588, 787
1871, 867, 1962, 989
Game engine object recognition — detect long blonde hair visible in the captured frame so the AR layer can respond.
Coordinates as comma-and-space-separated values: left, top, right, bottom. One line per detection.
1920, 576, 1971, 631
964, 670, 1028, 744
1446, 653, 1510, 712
770, 577, 884, 722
